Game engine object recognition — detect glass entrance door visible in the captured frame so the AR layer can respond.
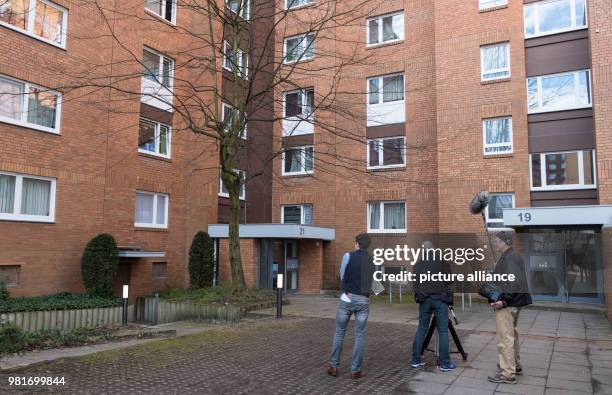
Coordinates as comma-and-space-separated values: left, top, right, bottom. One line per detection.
526, 228, 603, 304
258, 239, 299, 292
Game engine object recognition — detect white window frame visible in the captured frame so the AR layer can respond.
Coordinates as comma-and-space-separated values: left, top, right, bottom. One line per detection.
222, 41, 248, 79
283, 89, 314, 120
285, 0, 314, 10
218, 169, 246, 200
524, 0, 588, 39
226, 0, 250, 20
482, 117, 513, 156
283, 33, 315, 64
282, 146, 314, 176
0, 0, 68, 48
281, 204, 313, 225
366, 11, 404, 47
479, 0, 508, 10
480, 42, 511, 82
529, 150, 597, 191
144, 0, 177, 24
0, 171, 56, 223
527, 69, 592, 114
138, 118, 172, 159
367, 73, 405, 106
0, 74, 62, 134
484, 193, 515, 230
134, 191, 169, 229
366, 136, 406, 169
142, 47, 174, 90
221, 102, 247, 139
367, 200, 406, 234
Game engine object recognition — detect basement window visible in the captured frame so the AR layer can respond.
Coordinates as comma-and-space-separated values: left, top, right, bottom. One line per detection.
0, 265, 20, 287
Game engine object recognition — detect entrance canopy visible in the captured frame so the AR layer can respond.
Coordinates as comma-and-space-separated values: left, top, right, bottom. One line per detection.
208, 224, 335, 240
503, 205, 612, 228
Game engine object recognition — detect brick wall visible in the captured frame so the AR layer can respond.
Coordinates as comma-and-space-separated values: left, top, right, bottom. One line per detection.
298, 240, 323, 293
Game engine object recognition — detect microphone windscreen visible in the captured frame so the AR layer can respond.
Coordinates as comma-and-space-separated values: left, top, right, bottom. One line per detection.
469, 190, 490, 214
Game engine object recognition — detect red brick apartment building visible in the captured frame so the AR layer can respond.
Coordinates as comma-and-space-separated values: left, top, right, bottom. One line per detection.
2, 0, 612, 315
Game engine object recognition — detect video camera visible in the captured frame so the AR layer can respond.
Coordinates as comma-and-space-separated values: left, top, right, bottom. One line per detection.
478, 282, 503, 303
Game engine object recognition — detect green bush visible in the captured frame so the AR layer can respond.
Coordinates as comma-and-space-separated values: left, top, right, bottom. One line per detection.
0, 320, 27, 358
188, 231, 215, 288
0, 282, 9, 301
0, 293, 121, 314
81, 233, 119, 297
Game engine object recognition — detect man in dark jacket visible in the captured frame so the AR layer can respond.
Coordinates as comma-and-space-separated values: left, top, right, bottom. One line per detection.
410, 241, 457, 372
488, 231, 533, 384
327, 233, 375, 380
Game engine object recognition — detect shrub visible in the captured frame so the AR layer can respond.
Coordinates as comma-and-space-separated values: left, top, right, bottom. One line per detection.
188, 231, 215, 288
0, 320, 27, 359
0, 282, 9, 301
0, 293, 121, 314
81, 233, 119, 297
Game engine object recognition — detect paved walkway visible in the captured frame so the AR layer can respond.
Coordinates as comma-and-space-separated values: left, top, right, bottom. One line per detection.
0, 296, 610, 394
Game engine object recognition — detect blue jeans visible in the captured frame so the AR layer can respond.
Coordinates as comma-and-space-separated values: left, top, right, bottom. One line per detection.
412, 298, 450, 365
330, 297, 369, 372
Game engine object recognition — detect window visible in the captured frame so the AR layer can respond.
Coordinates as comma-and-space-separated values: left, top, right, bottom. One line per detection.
282, 146, 314, 175
367, 73, 405, 126
284, 33, 314, 63
483, 117, 512, 155
524, 0, 587, 38
0, 74, 61, 133
527, 69, 591, 113
367, 137, 406, 169
530, 150, 596, 191
219, 169, 246, 200
367, 201, 406, 233
0, 265, 20, 287
485, 193, 514, 229
139, 118, 171, 158
367, 12, 404, 46
368, 74, 404, 105
0, 0, 67, 47
226, 0, 250, 20
145, 0, 176, 24
0, 171, 56, 222
221, 102, 247, 139
135, 191, 168, 228
283, 89, 314, 136
286, 0, 313, 9
281, 204, 313, 225
142, 48, 173, 89
152, 262, 167, 279
480, 43, 510, 81
223, 41, 248, 78
479, 0, 507, 10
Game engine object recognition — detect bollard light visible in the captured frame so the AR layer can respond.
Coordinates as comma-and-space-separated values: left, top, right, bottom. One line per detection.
122, 284, 129, 326
276, 274, 284, 319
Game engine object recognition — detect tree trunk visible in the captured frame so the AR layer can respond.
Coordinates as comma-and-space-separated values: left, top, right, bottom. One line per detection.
228, 182, 246, 295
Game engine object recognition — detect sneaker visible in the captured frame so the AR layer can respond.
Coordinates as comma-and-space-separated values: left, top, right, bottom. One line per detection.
488, 373, 516, 384
497, 363, 522, 375
438, 362, 457, 372
411, 361, 426, 368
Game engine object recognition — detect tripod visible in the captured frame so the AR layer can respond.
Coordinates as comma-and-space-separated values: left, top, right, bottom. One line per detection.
421, 307, 468, 362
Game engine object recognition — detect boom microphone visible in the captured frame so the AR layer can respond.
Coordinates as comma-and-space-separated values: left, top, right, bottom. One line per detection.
469, 190, 490, 214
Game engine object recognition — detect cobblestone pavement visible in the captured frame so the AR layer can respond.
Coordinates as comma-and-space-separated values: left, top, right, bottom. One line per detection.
1, 297, 611, 394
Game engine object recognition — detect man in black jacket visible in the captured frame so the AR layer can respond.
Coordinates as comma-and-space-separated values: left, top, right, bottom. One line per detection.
488, 231, 533, 384
411, 241, 457, 372
327, 233, 375, 380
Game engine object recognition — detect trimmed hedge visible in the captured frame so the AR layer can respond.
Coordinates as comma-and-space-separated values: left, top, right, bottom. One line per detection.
81, 233, 119, 297
188, 231, 215, 288
0, 293, 121, 314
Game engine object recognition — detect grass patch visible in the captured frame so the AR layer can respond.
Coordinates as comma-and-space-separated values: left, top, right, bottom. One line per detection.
156, 284, 275, 306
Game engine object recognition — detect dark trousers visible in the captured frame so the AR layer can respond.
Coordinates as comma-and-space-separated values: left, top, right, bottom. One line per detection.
411, 298, 450, 364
